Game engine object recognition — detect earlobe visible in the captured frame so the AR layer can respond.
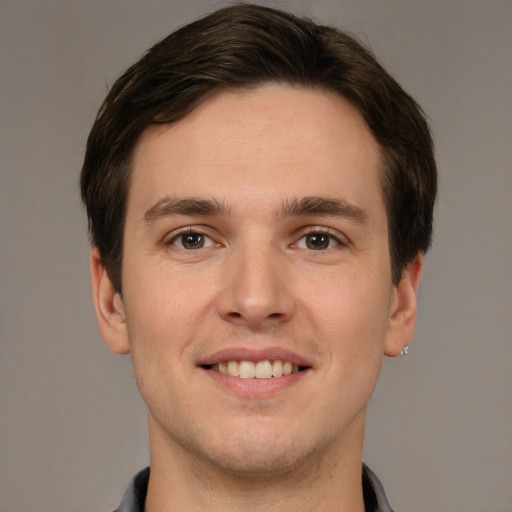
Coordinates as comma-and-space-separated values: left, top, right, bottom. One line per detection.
90, 248, 130, 355
384, 253, 423, 357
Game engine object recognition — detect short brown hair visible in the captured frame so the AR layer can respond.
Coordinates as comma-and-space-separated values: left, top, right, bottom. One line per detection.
81, 3, 437, 292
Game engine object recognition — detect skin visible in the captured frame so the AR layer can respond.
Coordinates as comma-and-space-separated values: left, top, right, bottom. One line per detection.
91, 85, 422, 512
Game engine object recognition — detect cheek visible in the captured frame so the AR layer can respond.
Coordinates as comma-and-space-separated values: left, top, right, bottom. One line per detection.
123, 259, 214, 335
121, 264, 218, 384
307, 269, 392, 372
124, 300, 192, 427
311, 268, 390, 333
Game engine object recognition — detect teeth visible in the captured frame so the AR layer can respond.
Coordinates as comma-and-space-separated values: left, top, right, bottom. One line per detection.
239, 361, 256, 379
271, 360, 283, 378
255, 360, 272, 379
227, 360, 239, 377
211, 359, 304, 379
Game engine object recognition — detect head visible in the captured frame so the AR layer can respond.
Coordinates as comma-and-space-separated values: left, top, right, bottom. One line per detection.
80, 3, 436, 294
82, 3, 438, 481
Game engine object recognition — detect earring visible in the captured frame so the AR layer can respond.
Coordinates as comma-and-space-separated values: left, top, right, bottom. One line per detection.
400, 345, 409, 356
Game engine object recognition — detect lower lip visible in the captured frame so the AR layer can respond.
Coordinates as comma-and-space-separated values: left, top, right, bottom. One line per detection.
203, 368, 309, 397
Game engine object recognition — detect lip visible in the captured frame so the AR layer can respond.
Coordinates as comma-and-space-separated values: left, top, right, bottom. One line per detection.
196, 347, 312, 367
204, 368, 309, 397
197, 347, 313, 398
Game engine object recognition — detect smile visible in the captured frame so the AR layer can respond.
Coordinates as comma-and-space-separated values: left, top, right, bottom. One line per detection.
210, 360, 303, 379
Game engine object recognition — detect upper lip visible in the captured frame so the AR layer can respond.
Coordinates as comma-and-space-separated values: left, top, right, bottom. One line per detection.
197, 347, 312, 367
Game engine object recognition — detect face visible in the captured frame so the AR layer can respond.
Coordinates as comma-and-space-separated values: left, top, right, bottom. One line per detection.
92, 85, 420, 476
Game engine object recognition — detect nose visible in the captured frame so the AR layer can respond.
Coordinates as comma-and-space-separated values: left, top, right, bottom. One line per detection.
216, 241, 295, 330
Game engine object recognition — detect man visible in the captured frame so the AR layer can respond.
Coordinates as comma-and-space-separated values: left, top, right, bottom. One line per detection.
81, 4, 436, 511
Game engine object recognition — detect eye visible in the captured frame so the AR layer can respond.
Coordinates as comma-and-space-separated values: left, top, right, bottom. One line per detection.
169, 231, 216, 250
295, 231, 341, 251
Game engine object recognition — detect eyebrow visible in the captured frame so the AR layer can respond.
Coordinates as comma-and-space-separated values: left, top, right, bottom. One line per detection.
143, 197, 230, 223
142, 195, 368, 225
278, 196, 368, 223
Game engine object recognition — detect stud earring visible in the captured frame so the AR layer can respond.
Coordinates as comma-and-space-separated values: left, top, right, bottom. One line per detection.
400, 345, 409, 356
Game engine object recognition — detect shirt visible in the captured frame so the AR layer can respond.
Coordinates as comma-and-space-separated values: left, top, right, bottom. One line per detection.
112, 463, 395, 512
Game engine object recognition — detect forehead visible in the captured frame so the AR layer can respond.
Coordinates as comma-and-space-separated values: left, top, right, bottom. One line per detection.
129, 85, 384, 219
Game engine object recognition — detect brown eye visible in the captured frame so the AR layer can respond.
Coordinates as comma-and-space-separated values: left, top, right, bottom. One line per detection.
294, 231, 341, 251
305, 233, 331, 250
181, 233, 205, 249
170, 232, 215, 250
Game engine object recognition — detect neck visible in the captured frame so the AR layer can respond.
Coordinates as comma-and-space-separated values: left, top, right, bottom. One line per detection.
144, 413, 367, 512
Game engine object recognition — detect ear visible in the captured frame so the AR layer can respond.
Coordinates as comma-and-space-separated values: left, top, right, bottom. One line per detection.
384, 253, 423, 357
90, 248, 130, 355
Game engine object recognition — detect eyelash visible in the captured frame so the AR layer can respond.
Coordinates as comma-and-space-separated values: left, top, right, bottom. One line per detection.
293, 227, 348, 251
164, 226, 348, 252
165, 227, 218, 250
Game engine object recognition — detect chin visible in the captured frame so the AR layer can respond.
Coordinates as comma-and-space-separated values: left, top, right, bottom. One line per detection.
222, 440, 298, 474
188, 420, 330, 479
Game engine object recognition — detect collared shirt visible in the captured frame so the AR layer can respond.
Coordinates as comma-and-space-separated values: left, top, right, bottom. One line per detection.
113, 464, 395, 512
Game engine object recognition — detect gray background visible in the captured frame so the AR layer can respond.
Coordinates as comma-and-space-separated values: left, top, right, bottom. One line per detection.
1, 1, 511, 511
